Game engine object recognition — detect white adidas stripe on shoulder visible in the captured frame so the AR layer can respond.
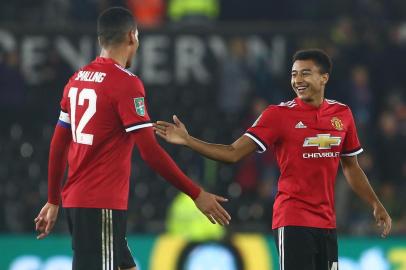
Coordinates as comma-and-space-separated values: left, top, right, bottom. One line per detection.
325, 99, 347, 107
278, 100, 297, 108
114, 64, 136, 77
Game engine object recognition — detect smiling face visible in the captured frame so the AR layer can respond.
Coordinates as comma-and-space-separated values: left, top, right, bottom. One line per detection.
291, 59, 329, 105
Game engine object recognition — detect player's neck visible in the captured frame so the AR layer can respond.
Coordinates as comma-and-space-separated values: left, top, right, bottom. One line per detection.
300, 95, 324, 107
100, 48, 127, 68
308, 98, 323, 107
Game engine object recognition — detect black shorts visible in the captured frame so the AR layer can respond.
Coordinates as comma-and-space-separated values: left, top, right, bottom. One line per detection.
66, 208, 136, 270
273, 226, 338, 270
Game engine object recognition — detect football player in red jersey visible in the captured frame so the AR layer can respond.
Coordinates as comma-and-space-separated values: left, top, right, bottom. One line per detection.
34, 7, 230, 270
155, 49, 391, 270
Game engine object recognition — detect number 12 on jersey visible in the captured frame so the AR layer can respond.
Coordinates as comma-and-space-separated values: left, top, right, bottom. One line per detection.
68, 87, 97, 145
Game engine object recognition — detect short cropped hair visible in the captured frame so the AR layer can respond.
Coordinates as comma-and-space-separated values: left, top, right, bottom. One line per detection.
292, 49, 333, 75
97, 7, 136, 47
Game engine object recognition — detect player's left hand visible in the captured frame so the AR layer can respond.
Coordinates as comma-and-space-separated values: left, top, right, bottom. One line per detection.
373, 202, 391, 238
34, 202, 59, 239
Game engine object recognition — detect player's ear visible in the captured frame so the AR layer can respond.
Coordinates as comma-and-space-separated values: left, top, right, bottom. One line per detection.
321, 73, 329, 85
128, 30, 136, 45
97, 36, 103, 48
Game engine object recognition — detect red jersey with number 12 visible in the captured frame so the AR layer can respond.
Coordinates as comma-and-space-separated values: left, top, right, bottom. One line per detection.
245, 98, 363, 229
58, 57, 152, 210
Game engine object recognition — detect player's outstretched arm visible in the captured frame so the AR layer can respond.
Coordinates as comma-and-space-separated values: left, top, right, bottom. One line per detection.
154, 115, 257, 163
35, 124, 71, 239
340, 156, 392, 238
132, 128, 231, 225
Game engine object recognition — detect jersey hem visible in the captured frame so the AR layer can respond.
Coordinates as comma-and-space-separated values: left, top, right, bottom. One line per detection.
62, 203, 128, 210
272, 223, 337, 230
272, 224, 337, 230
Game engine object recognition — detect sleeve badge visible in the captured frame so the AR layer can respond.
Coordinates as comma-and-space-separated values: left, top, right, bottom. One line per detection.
134, 97, 145, 116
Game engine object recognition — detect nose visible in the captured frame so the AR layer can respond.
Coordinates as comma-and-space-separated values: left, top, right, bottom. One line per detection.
293, 74, 304, 84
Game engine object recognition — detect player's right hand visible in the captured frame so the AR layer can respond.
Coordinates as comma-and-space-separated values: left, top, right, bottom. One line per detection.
34, 202, 59, 239
154, 115, 190, 146
194, 190, 231, 226
373, 203, 392, 238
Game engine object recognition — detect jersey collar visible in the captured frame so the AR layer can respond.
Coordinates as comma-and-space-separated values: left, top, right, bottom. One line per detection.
94, 57, 121, 66
295, 97, 328, 111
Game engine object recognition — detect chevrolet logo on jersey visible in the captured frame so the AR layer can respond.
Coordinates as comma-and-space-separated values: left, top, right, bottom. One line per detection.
303, 134, 341, 149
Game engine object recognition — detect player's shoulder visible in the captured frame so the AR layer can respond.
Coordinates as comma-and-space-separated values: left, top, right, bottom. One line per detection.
325, 98, 351, 113
257, 99, 298, 116
111, 64, 144, 90
275, 98, 299, 110
111, 63, 138, 79
325, 98, 348, 107
258, 103, 284, 118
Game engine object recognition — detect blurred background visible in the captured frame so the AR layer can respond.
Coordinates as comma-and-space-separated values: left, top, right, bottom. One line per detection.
0, 0, 405, 269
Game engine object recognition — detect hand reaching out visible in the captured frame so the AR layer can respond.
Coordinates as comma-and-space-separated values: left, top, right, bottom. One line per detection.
34, 203, 59, 239
154, 115, 232, 225
154, 115, 190, 146
194, 190, 231, 226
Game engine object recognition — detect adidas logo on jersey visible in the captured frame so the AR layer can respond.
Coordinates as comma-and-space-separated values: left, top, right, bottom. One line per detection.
295, 121, 307, 129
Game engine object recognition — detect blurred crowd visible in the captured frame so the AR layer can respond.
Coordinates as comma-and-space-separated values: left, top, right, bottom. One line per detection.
0, 0, 405, 237
1, 0, 406, 26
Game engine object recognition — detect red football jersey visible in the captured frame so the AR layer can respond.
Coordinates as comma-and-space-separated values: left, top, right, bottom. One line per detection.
58, 57, 152, 209
245, 97, 363, 229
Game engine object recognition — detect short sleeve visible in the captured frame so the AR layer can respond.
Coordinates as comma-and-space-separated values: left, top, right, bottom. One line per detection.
244, 106, 281, 153
341, 109, 363, 156
115, 77, 153, 132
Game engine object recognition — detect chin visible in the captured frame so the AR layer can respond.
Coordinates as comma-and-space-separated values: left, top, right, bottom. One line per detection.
298, 95, 312, 102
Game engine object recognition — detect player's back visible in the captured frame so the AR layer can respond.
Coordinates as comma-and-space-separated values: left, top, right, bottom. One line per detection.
59, 57, 151, 210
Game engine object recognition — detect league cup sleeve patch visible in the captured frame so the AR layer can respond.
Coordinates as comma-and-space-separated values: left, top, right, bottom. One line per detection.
134, 97, 145, 116
115, 92, 152, 132
57, 110, 71, 128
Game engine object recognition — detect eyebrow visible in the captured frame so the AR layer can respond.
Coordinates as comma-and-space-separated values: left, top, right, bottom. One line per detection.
291, 69, 312, 73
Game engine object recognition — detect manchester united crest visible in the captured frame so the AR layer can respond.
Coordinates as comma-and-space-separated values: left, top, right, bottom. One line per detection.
331, 117, 343, 131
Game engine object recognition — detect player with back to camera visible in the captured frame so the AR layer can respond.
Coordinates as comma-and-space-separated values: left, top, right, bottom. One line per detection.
154, 49, 392, 270
34, 7, 231, 270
